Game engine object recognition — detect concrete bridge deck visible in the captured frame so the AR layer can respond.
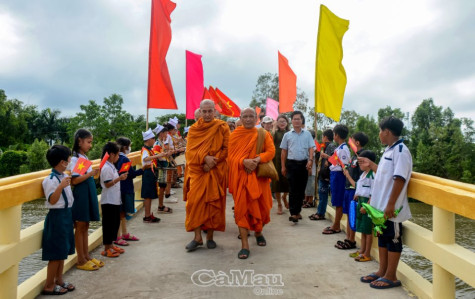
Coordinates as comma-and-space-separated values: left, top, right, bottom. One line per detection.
38, 187, 412, 299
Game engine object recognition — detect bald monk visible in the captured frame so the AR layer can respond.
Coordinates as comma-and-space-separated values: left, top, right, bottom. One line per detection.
194, 108, 201, 121
228, 108, 275, 259
184, 100, 230, 251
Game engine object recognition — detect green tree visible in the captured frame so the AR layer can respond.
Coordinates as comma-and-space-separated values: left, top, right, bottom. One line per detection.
27, 139, 50, 171
249, 73, 279, 109
0, 150, 28, 177
355, 114, 381, 158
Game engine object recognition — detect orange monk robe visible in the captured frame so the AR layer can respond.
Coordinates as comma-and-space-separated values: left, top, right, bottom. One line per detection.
228, 127, 275, 232
184, 118, 230, 232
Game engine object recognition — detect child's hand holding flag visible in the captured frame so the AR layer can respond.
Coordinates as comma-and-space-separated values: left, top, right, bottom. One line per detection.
119, 162, 132, 174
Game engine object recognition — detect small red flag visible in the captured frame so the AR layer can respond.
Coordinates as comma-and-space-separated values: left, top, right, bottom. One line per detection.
328, 152, 345, 168
72, 157, 92, 176
99, 152, 110, 170
348, 138, 358, 154
315, 140, 321, 152
119, 162, 132, 174
255, 106, 261, 125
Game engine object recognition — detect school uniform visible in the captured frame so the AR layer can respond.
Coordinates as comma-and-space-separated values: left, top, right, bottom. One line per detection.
115, 153, 143, 215
343, 149, 364, 215
329, 143, 351, 208
100, 161, 121, 245
371, 139, 412, 252
153, 140, 169, 188
71, 154, 100, 222
355, 170, 374, 235
141, 146, 159, 199
41, 169, 75, 261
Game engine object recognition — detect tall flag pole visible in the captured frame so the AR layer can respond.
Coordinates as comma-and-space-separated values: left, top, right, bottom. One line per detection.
146, 0, 178, 129
314, 4, 349, 122
278, 51, 297, 113
186, 50, 204, 120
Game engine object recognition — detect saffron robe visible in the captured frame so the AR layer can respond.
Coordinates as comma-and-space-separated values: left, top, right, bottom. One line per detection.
184, 119, 229, 231
228, 127, 275, 232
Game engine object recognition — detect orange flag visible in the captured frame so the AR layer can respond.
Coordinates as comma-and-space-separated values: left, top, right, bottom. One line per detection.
147, 0, 177, 109
255, 106, 262, 125
99, 152, 110, 169
278, 51, 297, 113
315, 141, 321, 152
72, 157, 92, 176
348, 138, 358, 154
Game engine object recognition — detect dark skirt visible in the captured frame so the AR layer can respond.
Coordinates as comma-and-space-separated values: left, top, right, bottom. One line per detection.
42, 208, 75, 261
141, 169, 158, 199
121, 193, 136, 214
72, 176, 100, 222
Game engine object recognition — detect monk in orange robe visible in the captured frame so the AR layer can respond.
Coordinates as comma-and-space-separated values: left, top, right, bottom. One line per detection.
184, 100, 230, 251
228, 108, 275, 259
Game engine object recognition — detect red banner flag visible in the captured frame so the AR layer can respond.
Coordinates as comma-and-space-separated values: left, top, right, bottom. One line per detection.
147, 0, 177, 109
99, 152, 110, 170
202, 87, 221, 112
186, 50, 204, 119
278, 51, 297, 113
209, 86, 233, 116
119, 162, 132, 173
216, 88, 241, 117
255, 106, 262, 125
72, 157, 92, 176
348, 138, 358, 154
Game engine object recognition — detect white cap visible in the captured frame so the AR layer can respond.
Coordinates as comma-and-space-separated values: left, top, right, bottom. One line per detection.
173, 116, 179, 123
184, 126, 190, 133
142, 129, 155, 141
153, 124, 164, 135
262, 116, 273, 123
168, 118, 178, 128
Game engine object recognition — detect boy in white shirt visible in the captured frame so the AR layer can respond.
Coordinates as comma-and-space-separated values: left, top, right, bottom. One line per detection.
358, 116, 412, 289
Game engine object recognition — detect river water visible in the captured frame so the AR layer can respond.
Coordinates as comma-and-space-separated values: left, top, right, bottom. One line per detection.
19, 200, 474, 297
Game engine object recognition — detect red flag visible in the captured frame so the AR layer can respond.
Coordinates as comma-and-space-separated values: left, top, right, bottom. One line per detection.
209, 86, 233, 116
314, 141, 321, 152
147, 0, 177, 109
328, 152, 345, 168
186, 50, 204, 119
202, 87, 222, 112
119, 162, 132, 174
99, 152, 110, 170
216, 88, 241, 117
72, 157, 92, 176
278, 51, 297, 113
348, 138, 358, 154
255, 106, 262, 125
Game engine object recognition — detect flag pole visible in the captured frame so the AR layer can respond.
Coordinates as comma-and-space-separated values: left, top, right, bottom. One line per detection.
146, 108, 149, 130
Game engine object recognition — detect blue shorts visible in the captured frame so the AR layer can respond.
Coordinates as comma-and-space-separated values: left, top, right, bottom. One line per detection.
343, 189, 355, 214
378, 220, 403, 253
330, 171, 346, 207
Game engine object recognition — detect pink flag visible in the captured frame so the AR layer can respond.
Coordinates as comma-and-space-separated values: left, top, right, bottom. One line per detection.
186, 50, 204, 119
266, 98, 279, 120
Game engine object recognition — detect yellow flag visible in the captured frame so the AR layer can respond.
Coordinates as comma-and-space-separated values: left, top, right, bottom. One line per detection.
315, 5, 349, 122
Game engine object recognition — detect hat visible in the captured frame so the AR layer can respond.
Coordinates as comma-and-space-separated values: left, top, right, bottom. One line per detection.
262, 116, 273, 123
168, 118, 178, 128
142, 129, 155, 141
153, 124, 164, 135
173, 116, 179, 123
184, 126, 190, 133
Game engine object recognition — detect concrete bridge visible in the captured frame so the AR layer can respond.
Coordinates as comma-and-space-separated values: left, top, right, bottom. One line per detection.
1, 152, 474, 298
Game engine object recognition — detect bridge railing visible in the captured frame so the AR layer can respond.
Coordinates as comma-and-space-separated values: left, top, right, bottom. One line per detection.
0, 152, 143, 299
0, 151, 474, 299
326, 172, 475, 299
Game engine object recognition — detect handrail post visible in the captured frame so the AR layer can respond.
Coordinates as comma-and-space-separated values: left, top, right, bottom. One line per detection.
432, 206, 455, 299
0, 205, 21, 299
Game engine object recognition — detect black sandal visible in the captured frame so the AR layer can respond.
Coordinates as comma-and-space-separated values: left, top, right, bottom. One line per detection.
335, 239, 356, 250
309, 214, 326, 221
256, 235, 266, 246
158, 206, 173, 214
238, 248, 250, 259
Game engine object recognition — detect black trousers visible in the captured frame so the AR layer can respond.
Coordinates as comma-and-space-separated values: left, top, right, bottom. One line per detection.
101, 204, 121, 245
286, 159, 308, 216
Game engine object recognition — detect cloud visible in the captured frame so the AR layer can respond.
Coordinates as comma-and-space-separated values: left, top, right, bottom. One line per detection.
0, 0, 473, 122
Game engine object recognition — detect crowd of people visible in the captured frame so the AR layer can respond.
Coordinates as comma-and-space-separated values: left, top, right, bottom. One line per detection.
40, 99, 412, 294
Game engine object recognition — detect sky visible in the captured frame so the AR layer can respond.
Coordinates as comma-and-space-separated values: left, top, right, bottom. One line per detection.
1, 0, 474, 123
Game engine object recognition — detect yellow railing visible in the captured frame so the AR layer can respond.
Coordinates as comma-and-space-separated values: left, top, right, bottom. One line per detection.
0, 152, 474, 299
326, 172, 475, 299
0, 152, 143, 299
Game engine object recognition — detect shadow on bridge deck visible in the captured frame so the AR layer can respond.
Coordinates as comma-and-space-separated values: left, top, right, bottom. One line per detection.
37, 187, 412, 299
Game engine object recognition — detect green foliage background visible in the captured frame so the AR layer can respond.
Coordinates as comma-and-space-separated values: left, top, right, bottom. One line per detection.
0, 81, 473, 184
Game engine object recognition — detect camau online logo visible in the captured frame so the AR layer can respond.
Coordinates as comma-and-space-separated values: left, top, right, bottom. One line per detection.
191, 269, 284, 288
